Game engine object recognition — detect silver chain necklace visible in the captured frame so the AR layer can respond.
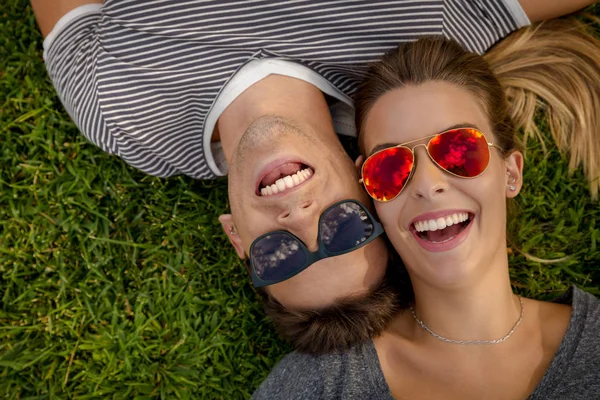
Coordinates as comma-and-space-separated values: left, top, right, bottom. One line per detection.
409, 296, 524, 345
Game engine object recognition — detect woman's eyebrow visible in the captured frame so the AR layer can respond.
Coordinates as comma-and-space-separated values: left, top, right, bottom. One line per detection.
367, 123, 482, 156
369, 143, 398, 156
444, 122, 482, 132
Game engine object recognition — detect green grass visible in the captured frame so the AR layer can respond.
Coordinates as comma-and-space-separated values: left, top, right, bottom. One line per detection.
1, 1, 599, 399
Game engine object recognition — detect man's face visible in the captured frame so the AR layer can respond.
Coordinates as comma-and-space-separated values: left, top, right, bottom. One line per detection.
222, 116, 388, 309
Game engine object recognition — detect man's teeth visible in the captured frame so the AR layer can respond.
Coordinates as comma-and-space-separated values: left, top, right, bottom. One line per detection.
260, 168, 312, 196
413, 212, 469, 232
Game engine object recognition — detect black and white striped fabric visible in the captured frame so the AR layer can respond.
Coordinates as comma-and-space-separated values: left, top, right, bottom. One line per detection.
44, 0, 529, 179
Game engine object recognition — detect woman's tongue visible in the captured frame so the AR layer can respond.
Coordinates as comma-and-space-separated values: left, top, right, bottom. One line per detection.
261, 162, 303, 187
424, 223, 463, 243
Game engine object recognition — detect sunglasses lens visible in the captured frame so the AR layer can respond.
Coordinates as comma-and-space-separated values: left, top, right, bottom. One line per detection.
320, 202, 375, 253
251, 233, 307, 282
428, 128, 490, 177
362, 147, 414, 201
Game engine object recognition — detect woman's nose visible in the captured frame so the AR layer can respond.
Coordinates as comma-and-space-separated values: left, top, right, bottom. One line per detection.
408, 147, 449, 200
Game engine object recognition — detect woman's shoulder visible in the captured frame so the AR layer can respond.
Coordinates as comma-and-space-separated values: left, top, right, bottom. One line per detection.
553, 286, 600, 320
533, 286, 600, 343
529, 287, 600, 398
568, 286, 600, 336
546, 287, 600, 367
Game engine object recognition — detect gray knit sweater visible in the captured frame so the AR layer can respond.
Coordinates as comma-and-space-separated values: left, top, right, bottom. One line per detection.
253, 287, 600, 400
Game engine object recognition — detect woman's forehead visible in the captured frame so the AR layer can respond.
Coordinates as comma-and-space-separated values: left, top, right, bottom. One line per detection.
363, 82, 492, 153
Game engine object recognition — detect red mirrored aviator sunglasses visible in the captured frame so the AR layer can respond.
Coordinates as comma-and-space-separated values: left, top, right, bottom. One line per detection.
360, 128, 502, 202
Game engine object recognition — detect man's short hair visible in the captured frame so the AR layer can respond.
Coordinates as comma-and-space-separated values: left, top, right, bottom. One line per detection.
253, 241, 413, 354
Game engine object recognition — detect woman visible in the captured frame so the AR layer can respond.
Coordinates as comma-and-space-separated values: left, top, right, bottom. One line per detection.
252, 18, 600, 400
354, 36, 599, 400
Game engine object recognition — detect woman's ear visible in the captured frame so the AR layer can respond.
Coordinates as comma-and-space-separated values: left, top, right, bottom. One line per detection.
218, 214, 246, 259
505, 150, 524, 198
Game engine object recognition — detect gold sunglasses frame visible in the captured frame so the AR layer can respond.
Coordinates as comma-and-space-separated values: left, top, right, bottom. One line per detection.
359, 128, 503, 202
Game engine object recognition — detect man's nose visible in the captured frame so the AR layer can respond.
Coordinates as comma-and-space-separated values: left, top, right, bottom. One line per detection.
408, 146, 449, 200
276, 201, 320, 251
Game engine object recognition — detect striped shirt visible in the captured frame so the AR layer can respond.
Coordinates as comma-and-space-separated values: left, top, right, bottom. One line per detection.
43, 0, 529, 179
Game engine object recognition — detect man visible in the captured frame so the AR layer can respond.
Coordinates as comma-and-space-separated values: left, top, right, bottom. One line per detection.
31, 0, 594, 352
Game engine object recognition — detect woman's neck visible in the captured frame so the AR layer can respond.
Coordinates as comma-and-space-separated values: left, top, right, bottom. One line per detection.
400, 254, 521, 343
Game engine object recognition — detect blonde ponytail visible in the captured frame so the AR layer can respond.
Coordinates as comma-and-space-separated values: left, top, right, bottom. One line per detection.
484, 16, 600, 199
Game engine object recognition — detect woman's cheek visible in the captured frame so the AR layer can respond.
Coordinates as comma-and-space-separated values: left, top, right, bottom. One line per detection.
375, 201, 403, 231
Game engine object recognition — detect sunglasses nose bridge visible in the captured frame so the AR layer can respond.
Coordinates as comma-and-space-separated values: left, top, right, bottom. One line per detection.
408, 147, 449, 199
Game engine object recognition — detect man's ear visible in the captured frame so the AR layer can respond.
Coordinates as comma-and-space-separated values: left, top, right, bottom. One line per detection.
505, 150, 524, 198
355, 155, 364, 169
218, 214, 246, 259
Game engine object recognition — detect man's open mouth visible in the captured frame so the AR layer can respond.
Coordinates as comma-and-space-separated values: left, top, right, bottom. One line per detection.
412, 212, 473, 243
257, 162, 314, 196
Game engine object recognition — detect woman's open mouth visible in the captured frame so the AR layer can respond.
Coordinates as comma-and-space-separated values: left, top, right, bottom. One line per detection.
410, 212, 474, 252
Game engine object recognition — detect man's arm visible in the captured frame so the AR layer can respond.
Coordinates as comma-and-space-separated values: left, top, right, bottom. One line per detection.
519, 0, 598, 22
31, 0, 118, 166
31, 0, 103, 37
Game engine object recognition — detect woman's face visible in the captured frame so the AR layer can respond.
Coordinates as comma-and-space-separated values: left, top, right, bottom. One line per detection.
361, 81, 523, 289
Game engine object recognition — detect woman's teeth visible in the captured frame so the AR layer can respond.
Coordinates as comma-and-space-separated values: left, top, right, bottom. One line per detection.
260, 168, 312, 196
413, 212, 469, 232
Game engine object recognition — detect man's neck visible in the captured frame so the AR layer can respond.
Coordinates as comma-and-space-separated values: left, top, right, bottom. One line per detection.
216, 74, 335, 164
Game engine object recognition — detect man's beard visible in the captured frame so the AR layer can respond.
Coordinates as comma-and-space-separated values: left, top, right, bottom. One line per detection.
259, 250, 413, 354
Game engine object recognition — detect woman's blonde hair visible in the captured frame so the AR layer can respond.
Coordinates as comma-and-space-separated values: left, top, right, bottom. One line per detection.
356, 16, 600, 199
485, 16, 600, 199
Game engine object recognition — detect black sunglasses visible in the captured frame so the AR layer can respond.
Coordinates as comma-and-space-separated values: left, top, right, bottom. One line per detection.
249, 199, 384, 288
